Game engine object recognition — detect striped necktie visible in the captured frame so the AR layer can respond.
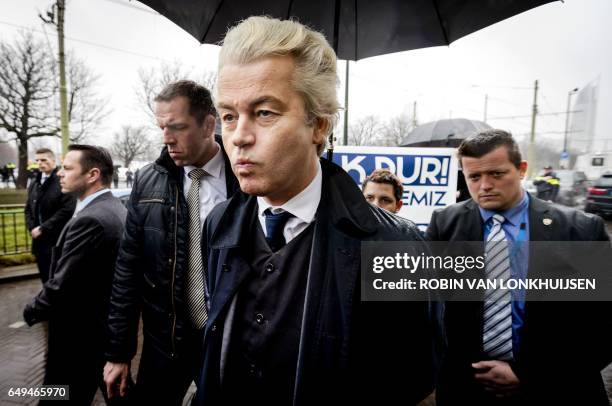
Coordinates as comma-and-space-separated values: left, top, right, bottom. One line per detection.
185, 168, 209, 329
482, 213, 513, 361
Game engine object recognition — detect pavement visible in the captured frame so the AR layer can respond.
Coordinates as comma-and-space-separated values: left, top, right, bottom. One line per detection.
0, 270, 196, 405
1, 219, 611, 405
0, 264, 39, 283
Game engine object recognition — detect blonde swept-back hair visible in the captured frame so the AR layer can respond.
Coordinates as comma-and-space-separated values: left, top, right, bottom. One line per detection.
218, 16, 340, 155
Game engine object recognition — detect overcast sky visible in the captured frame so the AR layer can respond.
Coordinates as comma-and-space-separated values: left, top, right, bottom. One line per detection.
1, 0, 611, 156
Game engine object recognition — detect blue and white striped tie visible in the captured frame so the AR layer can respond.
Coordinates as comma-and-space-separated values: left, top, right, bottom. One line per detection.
482, 213, 513, 361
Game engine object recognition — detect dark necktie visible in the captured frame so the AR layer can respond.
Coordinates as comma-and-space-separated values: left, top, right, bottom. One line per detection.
186, 168, 209, 329
264, 209, 294, 252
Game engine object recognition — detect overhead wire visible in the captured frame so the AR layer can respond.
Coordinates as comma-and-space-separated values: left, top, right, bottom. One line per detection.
0, 19, 169, 62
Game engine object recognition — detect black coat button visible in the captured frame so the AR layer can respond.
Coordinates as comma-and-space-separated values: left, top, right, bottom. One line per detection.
265, 263, 275, 273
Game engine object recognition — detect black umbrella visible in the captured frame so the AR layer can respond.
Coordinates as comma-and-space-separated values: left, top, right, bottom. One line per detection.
136, 0, 556, 158
400, 118, 492, 148
137, 0, 557, 61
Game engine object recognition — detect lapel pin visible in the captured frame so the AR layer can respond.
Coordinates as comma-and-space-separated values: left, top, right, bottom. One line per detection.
543, 218, 552, 226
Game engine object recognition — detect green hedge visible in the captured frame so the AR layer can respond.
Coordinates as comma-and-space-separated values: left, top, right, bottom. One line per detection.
0, 189, 28, 205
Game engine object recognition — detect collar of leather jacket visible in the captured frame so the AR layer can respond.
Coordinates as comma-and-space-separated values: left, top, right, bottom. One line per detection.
208, 158, 378, 249
154, 135, 233, 187
154, 147, 184, 182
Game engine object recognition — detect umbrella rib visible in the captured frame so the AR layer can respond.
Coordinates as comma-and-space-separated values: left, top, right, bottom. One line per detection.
431, 0, 450, 45
201, 0, 226, 43
353, 0, 358, 60
285, 0, 295, 19
333, 0, 341, 52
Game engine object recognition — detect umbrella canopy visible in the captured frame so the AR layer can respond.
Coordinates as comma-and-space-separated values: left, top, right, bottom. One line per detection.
137, 0, 557, 61
400, 118, 492, 148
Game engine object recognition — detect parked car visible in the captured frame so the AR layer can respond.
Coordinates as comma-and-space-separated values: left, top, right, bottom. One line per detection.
522, 179, 537, 196
584, 172, 612, 219
111, 188, 132, 207
554, 170, 589, 207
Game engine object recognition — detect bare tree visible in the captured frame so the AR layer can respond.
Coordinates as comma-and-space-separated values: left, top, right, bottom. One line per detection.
348, 115, 382, 146
0, 142, 17, 166
0, 32, 58, 188
379, 114, 414, 146
136, 60, 217, 121
0, 32, 107, 187
110, 126, 154, 168
64, 55, 108, 143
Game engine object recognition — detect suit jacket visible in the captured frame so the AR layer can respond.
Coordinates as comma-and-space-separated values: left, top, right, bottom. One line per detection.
24, 191, 127, 352
426, 195, 611, 405
24, 168, 76, 253
196, 158, 435, 405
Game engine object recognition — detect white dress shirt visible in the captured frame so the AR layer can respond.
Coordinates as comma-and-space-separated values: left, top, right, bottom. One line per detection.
257, 161, 322, 244
183, 142, 227, 225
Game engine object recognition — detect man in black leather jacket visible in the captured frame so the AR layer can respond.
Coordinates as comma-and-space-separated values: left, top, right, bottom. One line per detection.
103, 80, 238, 405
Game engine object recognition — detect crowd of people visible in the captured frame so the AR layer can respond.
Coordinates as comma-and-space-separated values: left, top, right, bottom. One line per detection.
21, 16, 611, 406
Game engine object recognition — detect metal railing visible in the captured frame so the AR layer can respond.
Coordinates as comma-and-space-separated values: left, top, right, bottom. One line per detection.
0, 204, 31, 256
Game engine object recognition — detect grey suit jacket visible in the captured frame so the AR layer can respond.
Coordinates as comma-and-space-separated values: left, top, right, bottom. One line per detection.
24, 191, 127, 329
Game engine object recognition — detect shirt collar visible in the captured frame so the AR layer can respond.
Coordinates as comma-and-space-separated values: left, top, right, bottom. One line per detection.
74, 188, 110, 216
184, 142, 223, 179
478, 189, 529, 226
257, 161, 322, 224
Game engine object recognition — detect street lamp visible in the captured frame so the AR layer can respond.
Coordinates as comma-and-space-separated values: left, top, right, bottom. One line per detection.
563, 87, 579, 154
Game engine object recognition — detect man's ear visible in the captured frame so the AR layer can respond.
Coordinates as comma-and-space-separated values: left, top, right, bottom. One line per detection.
518, 160, 528, 179
88, 167, 101, 184
312, 117, 329, 146
204, 115, 216, 137
395, 200, 403, 213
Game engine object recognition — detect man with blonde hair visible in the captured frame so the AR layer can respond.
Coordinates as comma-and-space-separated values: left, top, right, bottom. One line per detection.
195, 16, 434, 405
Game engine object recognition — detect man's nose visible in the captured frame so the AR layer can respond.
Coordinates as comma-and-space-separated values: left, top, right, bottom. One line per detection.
480, 176, 494, 190
162, 128, 175, 145
230, 117, 255, 148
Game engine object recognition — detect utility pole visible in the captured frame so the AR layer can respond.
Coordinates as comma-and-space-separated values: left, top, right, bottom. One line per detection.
41, 0, 70, 155
563, 88, 579, 153
526, 80, 539, 179
483, 94, 488, 123
412, 100, 418, 128
342, 60, 350, 145
561, 87, 579, 169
